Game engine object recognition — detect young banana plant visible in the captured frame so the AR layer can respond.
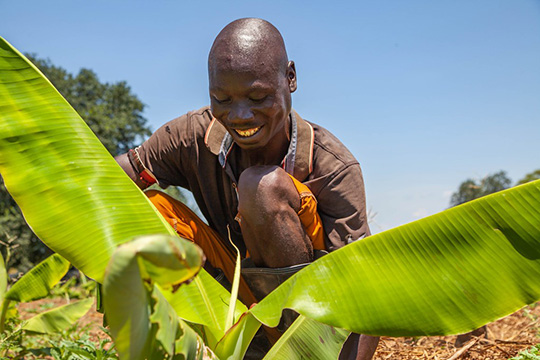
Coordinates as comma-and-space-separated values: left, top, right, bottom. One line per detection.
0, 252, 93, 335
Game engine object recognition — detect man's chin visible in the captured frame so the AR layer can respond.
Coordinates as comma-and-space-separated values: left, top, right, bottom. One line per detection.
233, 140, 268, 151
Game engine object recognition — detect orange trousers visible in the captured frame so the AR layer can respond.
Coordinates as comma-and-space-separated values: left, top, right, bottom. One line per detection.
146, 175, 325, 306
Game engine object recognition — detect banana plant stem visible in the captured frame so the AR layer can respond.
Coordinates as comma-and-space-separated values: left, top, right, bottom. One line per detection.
0, 299, 12, 333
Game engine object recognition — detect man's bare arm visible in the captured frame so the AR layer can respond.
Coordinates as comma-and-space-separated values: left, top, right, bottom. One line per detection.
356, 335, 379, 360
339, 333, 379, 360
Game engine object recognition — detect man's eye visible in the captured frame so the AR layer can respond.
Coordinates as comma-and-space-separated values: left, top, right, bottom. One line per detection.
213, 97, 230, 104
249, 96, 266, 103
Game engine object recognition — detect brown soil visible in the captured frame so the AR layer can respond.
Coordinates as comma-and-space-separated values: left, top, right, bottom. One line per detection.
374, 303, 540, 360
18, 299, 540, 359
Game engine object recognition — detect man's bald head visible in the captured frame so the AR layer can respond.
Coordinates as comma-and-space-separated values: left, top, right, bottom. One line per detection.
208, 18, 290, 76
208, 19, 297, 154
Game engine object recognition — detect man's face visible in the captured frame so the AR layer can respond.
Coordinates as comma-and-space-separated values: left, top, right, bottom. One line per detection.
209, 60, 296, 151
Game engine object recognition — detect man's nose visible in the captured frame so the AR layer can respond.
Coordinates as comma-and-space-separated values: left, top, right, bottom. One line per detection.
228, 103, 254, 122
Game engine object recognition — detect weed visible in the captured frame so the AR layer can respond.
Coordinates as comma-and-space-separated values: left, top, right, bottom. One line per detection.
0, 316, 24, 359
6, 324, 118, 360
510, 344, 540, 360
524, 305, 539, 322
46, 334, 118, 360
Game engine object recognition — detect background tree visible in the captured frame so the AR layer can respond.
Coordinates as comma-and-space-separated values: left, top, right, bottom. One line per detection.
517, 169, 540, 185
26, 55, 152, 155
449, 170, 512, 207
0, 55, 154, 272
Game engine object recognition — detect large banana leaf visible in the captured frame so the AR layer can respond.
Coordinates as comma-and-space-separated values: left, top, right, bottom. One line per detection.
0, 36, 244, 343
0, 37, 172, 282
22, 298, 93, 334
263, 316, 349, 360
4, 253, 69, 302
1, 253, 72, 333
251, 179, 540, 336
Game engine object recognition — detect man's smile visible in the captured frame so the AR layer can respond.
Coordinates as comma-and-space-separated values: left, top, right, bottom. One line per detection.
235, 126, 262, 137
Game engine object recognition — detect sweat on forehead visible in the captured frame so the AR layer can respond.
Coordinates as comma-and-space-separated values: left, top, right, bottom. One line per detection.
208, 18, 289, 73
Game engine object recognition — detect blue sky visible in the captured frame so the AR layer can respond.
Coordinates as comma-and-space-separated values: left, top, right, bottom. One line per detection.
2, 1, 540, 232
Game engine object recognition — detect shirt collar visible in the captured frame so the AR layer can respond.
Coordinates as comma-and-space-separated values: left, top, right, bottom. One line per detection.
204, 110, 314, 182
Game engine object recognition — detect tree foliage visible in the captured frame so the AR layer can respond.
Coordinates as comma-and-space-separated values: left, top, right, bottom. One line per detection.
449, 170, 512, 207
0, 55, 153, 272
25, 54, 152, 155
450, 169, 540, 208
517, 169, 540, 185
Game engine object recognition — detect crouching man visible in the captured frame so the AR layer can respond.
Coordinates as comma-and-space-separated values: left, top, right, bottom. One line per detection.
116, 18, 379, 360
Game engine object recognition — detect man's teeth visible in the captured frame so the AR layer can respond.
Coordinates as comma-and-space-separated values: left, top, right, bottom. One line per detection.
235, 127, 261, 137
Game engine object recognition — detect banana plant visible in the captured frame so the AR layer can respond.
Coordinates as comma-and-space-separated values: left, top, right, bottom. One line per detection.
102, 234, 218, 359
0, 252, 93, 335
1, 35, 540, 359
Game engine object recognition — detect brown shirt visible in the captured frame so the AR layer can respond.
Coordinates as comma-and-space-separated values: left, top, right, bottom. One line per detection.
135, 106, 370, 256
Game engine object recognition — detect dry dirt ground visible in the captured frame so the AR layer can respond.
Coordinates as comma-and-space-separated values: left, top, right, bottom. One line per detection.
373, 303, 540, 360
18, 299, 540, 359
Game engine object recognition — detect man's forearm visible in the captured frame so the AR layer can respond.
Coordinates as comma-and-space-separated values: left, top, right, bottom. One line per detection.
339, 333, 379, 360
356, 335, 379, 360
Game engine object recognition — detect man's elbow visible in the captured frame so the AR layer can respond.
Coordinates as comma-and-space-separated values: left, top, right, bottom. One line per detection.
115, 152, 145, 189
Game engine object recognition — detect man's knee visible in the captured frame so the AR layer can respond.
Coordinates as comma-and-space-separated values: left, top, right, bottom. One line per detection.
237, 165, 300, 217
145, 189, 160, 198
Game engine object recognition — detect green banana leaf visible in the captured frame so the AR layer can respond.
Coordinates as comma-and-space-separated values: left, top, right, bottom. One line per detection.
149, 279, 218, 359
263, 316, 349, 360
251, 179, 540, 336
163, 270, 248, 348
213, 311, 261, 360
0, 37, 173, 283
103, 234, 252, 359
0, 36, 245, 344
102, 234, 205, 359
4, 253, 69, 302
22, 297, 93, 334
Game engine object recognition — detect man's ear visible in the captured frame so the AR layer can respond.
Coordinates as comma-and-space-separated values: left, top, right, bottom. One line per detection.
287, 61, 297, 93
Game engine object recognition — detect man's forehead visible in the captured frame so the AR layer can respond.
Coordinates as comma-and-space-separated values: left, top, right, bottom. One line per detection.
208, 49, 283, 85
208, 63, 282, 92
210, 54, 278, 74
210, 42, 280, 70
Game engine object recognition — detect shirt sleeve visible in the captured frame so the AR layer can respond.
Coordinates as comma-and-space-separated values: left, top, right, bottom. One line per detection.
316, 163, 371, 251
136, 113, 192, 189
